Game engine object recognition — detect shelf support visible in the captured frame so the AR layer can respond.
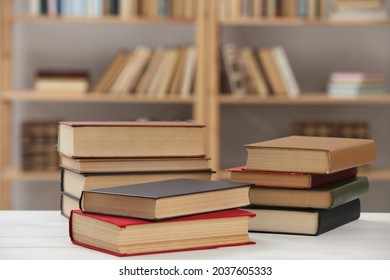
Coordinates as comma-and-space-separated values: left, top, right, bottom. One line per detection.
0, 0, 13, 209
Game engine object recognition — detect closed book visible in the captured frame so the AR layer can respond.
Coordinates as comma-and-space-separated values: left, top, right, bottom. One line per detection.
249, 176, 368, 209
79, 178, 252, 220
243, 199, 361, 236
60, 154, 211, 174
258, 48, 286, 97
70, 209, 255, 257
61, 168, 215, 198
245, 135, 376, 173
228, 166, 357, 188
61, 192, 80, 218
58, 121, 206, 158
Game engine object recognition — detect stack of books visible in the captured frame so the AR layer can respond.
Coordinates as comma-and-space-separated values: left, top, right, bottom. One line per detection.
327, 72, 385, 98
34, 70, 89, 94
228, 135, 376, 236
58, 121, 214, 218
69, 178, 254, 256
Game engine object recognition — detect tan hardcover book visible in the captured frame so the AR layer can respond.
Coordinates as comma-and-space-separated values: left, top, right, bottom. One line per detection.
252, 0, 263, 18
240, 47, 269, 97
258, 48, 287, 97
79, 178, 251, 220
58, 121, 206, 158
169, 46, 186, 95
60, 154, 211, 173
135, 47, 164, 95
244, 135, 376, 173
156, 48, 179, 98
119, 0, 130, 17
283, 0, 297, 17
179, 45, 196, 97
92, 51, 129, 93
147, 49, 170, 97
107, 51, 133, 93
307, 0, 318, 20
61, 168, 214, 199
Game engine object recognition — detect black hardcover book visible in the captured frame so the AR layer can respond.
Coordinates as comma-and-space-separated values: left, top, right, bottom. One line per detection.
80, 178, 253, 220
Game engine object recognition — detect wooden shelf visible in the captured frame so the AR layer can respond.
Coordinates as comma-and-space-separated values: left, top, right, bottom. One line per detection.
220, 18, 390, 26
3, 91, 194, 104
3, 168, 60, 181
219, 94, 390, 105
13, 15, 194, 25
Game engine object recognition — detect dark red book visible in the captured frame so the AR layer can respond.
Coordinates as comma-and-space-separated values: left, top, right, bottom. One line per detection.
228, 166, 357, 189
69, 209, 255, 257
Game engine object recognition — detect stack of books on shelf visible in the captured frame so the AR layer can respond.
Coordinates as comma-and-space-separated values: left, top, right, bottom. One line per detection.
218, 0, 328, 20
69, 178, 254, 256
29, 0, 197, 19
22, 121, 60, 172
34, 70, 89, 94
327, 72, 386, 98
292, 119, 370, 139
92, 45, 196, 98
222, 44, 300, 98
228, 135, 376, 235
58, 121, 214, 218
329, 0, 387, 21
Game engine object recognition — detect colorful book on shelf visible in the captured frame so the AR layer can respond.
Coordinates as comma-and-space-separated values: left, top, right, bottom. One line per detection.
61, 168, 215, 199
70, 209, 255, 257
248, 176, 369, 209
79, 178, 252, 220
60, 154, 211, 174
227, 166, 358, 188
245, 135, 376, 173
242, 198, 361, 236
57, 121, 206, 158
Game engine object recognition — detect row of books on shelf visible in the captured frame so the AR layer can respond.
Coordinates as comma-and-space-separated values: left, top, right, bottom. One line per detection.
56, 121, 376, 256
219, 0, 388, 21
222, 44, 300, 98
34, 45, 197, 98
29, 0, 197, 19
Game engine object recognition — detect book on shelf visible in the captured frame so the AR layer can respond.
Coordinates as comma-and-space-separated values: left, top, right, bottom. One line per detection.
61, 191, 80, 218
228, 166, 358, 188
79, 178, 252, 220
60, 154, 211, 174
179, 45, 197, 98
242, 198, 361, 236
57, 121, 205, 158
248, 176, 369, 209
70, 209, 255, 257
34, 70, 89, 93
61, 168, 215, 199
244, 135, 376, 173
329, 0, 387, 20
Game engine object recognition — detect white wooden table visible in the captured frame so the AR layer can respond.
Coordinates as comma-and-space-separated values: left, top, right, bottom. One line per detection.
0, 211, 389, 260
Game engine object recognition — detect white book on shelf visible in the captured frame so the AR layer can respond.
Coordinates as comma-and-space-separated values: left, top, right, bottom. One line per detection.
272, 46, 300, 98
47, 0, 58, 16
29, 0, 40, 15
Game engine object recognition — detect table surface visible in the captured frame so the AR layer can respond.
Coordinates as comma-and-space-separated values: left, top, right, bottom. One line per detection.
0, 211, 389, 260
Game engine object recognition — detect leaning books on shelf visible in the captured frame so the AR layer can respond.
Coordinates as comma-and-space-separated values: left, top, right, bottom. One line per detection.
242, 199, 361, 236
29, 0, 198, 19
222, 44, 300, 98
34, 70, 89, 93
70, 209, 255, 256
92, 45, 196, 98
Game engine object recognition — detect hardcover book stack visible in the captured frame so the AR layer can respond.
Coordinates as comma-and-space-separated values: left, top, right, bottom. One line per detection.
228, 135, 376, 235
58, 121, 214, 218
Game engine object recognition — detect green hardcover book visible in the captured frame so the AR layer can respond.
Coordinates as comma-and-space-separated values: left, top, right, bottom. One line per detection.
40, 0, 48, 14
249, 176, 368, 209
243, 199, 361, 236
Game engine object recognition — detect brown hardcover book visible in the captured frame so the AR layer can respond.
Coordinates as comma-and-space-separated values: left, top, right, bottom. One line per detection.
70, 209, 255, 256
245, 135, 376, 173
60, 154, 211, 174
61, 168, 215, 198
79, 178, 252, 220
58, 121, 205, 158
258, 48, 287, 97
92, 51, 129, 93
228, 166, 357, 188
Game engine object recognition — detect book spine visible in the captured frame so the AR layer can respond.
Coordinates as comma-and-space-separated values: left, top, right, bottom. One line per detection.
317, 199, 360, 235
330, 176, 369, 208
30, 0, 41, 15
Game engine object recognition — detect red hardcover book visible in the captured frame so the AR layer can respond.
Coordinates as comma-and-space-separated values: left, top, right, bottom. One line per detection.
228, 166, 357, 188
69, 209, 255, 257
